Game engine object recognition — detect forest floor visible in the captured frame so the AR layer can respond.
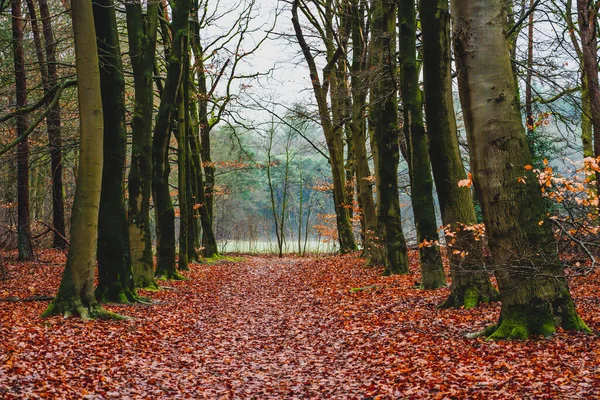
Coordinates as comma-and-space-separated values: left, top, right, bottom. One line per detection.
0, 250, 599, 399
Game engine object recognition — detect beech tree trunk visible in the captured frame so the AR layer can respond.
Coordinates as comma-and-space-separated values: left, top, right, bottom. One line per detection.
452, 0, 589, 339
420, 0, 495, 306
291, 0, 357, 254
350, 0, 383, 264
12, 0, 34, 261
93, 0, 138, 303
153, 0, 190, 280
370, 0, 409, 274
42, 0, 119, 319
397, 0, 444, 286
125, 0, 160, 289
577, 0, 600, 167
189, 1, 219, 258
38, 0, 67, 249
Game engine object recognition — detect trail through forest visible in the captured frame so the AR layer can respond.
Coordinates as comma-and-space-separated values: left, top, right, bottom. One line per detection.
1, 251, 599, 398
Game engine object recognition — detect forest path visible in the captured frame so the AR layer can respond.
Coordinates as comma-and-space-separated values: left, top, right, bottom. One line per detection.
184, 256, 378, 397
1, 251, 599, 399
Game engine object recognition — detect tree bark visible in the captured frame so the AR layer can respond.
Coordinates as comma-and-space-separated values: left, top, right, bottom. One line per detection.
125, 0, 160, 289
12, 0, 34, 261
370, 0, 409, 274
420, 0, 495, 306
42, 0, 120, 319
153, 0, 190, 280
577, 0, 600, 168
292, 0, 357, 254
38, 0, 67, 249
350, 0, 383, 264
189, 1, 219, 258
93, 0, 138, 304
452, 0, 589, 339
398, 0, 444, 286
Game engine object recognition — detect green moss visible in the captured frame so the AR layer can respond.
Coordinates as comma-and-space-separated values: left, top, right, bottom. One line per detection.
155, 270, 187, 281
198, 255, 244, 264
463, 287, 480, 310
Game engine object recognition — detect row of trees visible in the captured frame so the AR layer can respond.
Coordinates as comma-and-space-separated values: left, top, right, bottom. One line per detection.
291, 0, 595, 338
1, 0, 274, 317
0, 0, 597, 339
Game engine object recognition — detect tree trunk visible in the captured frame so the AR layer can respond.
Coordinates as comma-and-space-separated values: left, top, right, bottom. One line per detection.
370, 0, 409, 274
42, 0, 120, 319
452, 0, 589, 339
152, 0, 190, 280
577, 0, 600, 168
37, 0, 67, 249
350, 0, 383, 265
93, 0, 138, 304
12, 0, 34, 261
420, 0, 495, 306
399, 0, 445, 288
125, 0, 160, 289
177, 66, 189, 271
291, 0, 357, 254
189, 1, 219, 258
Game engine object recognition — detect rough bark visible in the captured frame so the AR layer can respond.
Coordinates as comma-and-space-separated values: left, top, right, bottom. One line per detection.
420, 0, 495, 306
125, 0, 160, 289
370, 0, 409, 274
452, 0, 589, 339
93, 0, 138, 304
42, 0, 120, 319
12, 0, 34, 261
398, 0, 444, 287
152, 0, 190, 280
37, 0, 67, 249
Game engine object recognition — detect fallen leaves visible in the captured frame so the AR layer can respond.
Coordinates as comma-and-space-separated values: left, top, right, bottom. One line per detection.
0, 250, 598, 398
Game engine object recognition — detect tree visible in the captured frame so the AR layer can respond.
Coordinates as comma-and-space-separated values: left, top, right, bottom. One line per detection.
37, 0, 67, 249
370, 0, 409, 274
577, 0, 600, 172
152, 0, 190, 280
452, 0, 589, 339
93, 0, 138, 303
42, 0, 119, 319
420, 0, 496, 306
397, 0, 445, 288
349, 0, 383, 264
125, 0, 160, 288
291, 0, 357, 253
11, 0, 34, 261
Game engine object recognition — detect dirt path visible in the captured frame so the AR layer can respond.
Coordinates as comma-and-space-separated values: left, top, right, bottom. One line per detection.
1, 252, 599, 399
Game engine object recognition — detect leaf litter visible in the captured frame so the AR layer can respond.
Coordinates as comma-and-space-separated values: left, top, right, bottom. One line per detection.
0, 250, 598, 399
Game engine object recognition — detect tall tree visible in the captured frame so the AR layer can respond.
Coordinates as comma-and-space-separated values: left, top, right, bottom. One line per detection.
398, 0, 445, 288
153, 0, 190, 280
125, 0, 160, 289
420, 0, 495, 306
349, 0, 383, 264
188, 0, 219, 258
93, 0, 138, 303
42, 0, 119, 319
12, 0, 34, 261
292, 0, 357, 253
37, 0, 67, 249
370, 0, 409, 274
577, 0, 600, 168
452, 0, 589, 339
564, 0, 593, 158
